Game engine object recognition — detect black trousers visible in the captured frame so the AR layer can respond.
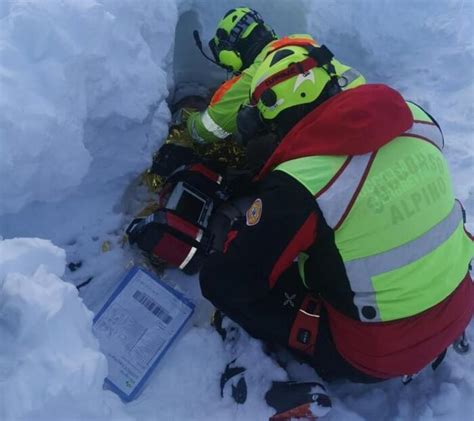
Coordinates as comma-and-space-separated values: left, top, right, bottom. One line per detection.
207, 264, 383, 384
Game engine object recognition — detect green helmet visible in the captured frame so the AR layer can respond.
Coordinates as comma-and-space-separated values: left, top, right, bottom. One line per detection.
250, 45, 338, 121
209, 8, 276, 73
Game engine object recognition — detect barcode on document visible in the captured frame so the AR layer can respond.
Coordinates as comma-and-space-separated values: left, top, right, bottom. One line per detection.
133, 290, 172, 324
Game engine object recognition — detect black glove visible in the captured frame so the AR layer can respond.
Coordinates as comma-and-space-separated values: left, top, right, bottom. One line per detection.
151, 143, 197, 177
126, 218, 158, 250
236, 105, 266, 145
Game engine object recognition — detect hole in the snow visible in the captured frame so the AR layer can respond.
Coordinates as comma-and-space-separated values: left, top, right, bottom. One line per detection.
172, 10, 225, 103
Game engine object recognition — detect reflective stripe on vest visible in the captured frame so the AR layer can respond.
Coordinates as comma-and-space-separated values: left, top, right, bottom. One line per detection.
201, 110, 231, 139
346, 200, 464, 321
316, 153, 373, 230
403, 120, 444, 150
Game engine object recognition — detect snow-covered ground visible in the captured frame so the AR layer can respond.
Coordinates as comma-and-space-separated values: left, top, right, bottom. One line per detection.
0, 0, 473, 420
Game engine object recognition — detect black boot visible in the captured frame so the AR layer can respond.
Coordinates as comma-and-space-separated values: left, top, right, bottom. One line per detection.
266, 381, 332, 420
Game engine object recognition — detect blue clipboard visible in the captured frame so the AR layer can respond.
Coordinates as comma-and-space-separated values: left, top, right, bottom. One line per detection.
93, 266, 194, 401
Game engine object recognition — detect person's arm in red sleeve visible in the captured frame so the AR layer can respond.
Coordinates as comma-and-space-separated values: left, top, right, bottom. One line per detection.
199, 170, 318, 307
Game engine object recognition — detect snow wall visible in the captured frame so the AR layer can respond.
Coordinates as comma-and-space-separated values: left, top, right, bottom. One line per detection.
0, 1, 473, 421
1, 0, 471, 221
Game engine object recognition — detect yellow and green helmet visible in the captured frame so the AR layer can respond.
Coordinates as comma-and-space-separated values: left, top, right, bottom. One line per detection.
209, 7, 276, 73
249, 44, 338, 121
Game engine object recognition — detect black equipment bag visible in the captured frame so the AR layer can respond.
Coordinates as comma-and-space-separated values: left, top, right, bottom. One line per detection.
127, 163, 229, 274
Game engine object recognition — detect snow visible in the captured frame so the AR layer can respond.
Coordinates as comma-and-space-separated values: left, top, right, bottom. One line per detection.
0, 0, 174, 216
307, 0, 474, 213
0, 238, 129, 421
0, 0, 472, 420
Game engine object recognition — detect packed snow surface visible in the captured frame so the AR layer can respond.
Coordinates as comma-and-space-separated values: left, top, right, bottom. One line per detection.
0, 0, 473, 420
0, 238, 129, 421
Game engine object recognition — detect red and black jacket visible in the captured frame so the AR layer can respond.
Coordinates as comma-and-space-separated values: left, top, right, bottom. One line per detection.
199, 84, 474, 379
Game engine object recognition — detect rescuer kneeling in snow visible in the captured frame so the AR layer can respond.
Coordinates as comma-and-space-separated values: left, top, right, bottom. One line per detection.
185, 7, 365, 144
199, 43, 474, 382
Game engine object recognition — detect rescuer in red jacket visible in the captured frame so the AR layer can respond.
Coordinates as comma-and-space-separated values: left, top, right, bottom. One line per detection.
199, 43, 474, 382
